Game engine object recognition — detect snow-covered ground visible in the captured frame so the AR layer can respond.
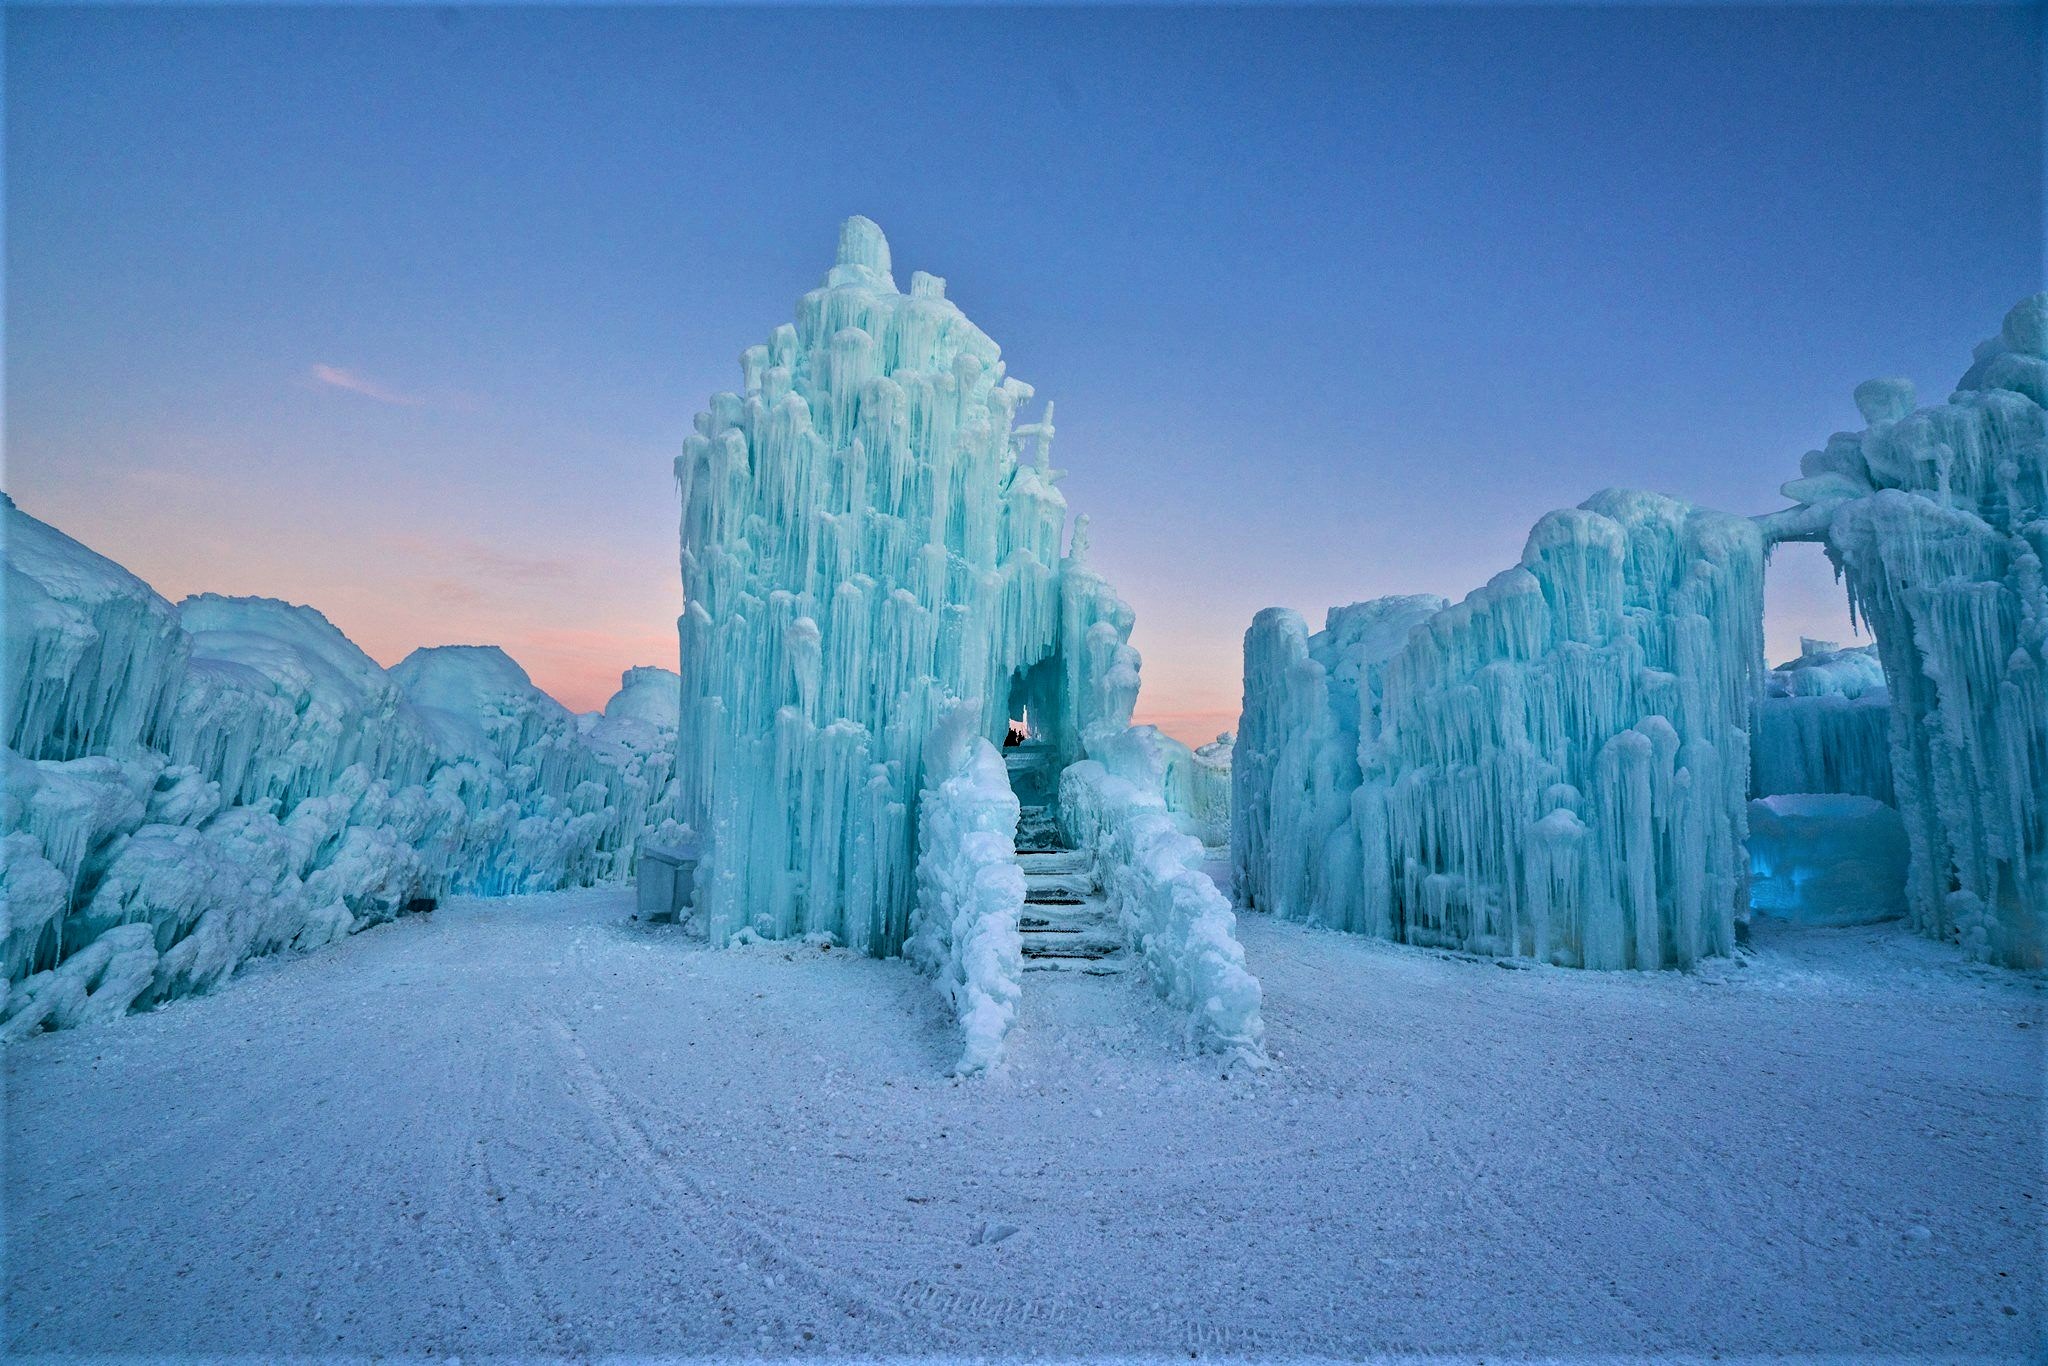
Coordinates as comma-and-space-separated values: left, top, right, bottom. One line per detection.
7, 889, 2042, 1361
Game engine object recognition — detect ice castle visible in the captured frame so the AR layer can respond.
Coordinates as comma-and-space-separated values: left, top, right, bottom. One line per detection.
672, 217, 1142, 954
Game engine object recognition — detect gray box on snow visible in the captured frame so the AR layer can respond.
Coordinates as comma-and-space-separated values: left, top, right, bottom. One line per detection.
636, 841, 699, 923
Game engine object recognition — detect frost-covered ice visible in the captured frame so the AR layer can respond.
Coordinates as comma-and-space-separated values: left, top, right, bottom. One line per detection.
674, 217, 1140, 955
1, 495, 682, 1035
1239, 492, 1762, 969
1750, 638, 1894, 804
1762, 294, 2047, 966
7, 885, 2038, 1359
907, 704, 1024, 1074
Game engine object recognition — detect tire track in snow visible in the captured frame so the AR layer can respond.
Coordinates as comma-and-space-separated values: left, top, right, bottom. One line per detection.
522, 999, 927, 1346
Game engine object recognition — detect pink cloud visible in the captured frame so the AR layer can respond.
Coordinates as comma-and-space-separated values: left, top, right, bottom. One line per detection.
309, 363, 425, 407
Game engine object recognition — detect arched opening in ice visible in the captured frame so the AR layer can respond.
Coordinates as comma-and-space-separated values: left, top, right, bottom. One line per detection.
1754, 296, 2047, 966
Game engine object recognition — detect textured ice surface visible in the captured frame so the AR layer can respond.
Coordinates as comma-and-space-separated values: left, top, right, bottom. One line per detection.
1, 497, 681, 1034
1751, 639, 1893, 804
1762, 294, 2046, 965
1239, 492, 1763, 969
1748, 794, 1908, 926
673, 218, 1137, 954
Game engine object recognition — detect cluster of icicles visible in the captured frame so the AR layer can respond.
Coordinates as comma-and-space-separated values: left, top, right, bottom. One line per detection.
2, 495, 685, 1036
1236, 494, 1761, 969
1239, 294, 2046, 969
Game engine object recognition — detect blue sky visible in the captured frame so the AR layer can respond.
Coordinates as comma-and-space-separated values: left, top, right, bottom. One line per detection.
8, 4, 2042, 735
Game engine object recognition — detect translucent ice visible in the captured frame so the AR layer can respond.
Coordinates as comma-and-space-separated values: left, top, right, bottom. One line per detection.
1747, 794, 1908, 926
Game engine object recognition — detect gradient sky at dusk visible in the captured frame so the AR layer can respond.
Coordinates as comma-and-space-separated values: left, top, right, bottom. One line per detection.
8, 4, 2041, 742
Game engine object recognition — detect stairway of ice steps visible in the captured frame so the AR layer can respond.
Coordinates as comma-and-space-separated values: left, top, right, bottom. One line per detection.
1014, 804, 1063, 854
1017, 848, 1124, 975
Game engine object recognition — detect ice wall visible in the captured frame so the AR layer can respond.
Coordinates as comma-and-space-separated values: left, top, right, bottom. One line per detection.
1750, 639, 1893, 804
1234, 596, 1446, 933
1761, 294, 2047, 965
1238, 492, 1763, 969
1, 497, 683, 1036
1359, 491, 1763, 968
674, 218, 1136, 954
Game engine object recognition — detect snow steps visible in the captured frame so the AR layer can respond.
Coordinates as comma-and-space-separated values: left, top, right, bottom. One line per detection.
1016, 844, 1124, 975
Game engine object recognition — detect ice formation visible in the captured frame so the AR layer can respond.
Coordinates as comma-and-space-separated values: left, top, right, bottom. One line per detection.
1233, 596, 1447, 933
1061, 727, 1264, 1061
1239, 492, 1762, 969
673, 217, 1138, 954
1747, 793, 1908, 926
1750, 639, 1894, 804
1, 496, 682, 1035
907, 704, 1024, 1074
1761, 294, 2046, 965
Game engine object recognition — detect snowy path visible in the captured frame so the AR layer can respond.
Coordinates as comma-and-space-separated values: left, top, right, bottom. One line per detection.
7, 888, 2042, 1360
